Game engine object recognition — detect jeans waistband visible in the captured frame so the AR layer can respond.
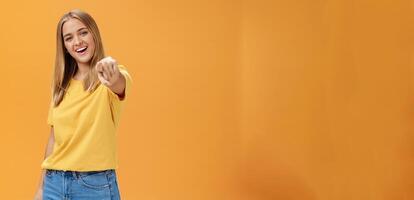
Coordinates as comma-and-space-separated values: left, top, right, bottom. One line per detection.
46, 169, 115, 178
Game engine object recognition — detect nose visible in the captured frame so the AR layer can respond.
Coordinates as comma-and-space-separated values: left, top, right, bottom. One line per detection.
73, 35, 82, 46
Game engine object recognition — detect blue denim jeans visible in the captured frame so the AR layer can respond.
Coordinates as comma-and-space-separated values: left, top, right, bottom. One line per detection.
43, 169, 121, 200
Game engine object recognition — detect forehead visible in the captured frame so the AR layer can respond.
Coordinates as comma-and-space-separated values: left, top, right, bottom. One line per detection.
62, 18, 87, 35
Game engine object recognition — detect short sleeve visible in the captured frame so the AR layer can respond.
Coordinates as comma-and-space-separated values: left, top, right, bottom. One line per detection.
47, 100, 54, 126
108, 65, 132, 102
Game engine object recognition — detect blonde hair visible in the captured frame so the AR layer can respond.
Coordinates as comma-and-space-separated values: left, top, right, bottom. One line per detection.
52, 9, 105, 106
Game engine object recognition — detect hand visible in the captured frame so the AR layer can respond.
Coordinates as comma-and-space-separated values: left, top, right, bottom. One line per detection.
96, 56, 121, 87
33, 188, 42, 200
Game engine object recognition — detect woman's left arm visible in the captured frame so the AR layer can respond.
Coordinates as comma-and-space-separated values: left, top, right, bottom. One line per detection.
96, 56, 126, 97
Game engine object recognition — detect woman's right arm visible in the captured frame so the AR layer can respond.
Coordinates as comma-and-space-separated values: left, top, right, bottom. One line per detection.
34, 127, 55, 200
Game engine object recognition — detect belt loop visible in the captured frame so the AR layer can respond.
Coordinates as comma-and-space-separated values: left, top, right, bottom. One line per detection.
72, 171, 78, 179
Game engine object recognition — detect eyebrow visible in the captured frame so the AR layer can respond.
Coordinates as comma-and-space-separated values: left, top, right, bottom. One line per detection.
63, 27, 88, 38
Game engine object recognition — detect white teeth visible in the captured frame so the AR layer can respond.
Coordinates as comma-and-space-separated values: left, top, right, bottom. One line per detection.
76, 47, 87, 52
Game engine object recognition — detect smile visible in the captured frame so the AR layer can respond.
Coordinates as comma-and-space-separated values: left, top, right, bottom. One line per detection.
75, 46, 88, 54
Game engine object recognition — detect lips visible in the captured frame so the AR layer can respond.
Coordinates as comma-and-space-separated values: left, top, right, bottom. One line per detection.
75, 46, 88, 54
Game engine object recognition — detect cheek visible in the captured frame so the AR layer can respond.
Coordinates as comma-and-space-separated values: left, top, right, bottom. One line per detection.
64, 42, 72, 52
87, 36, 95, 48
87, 37, 96, 53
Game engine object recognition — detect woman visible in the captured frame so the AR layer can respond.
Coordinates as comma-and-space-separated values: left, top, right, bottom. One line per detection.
34, 9, 131, 200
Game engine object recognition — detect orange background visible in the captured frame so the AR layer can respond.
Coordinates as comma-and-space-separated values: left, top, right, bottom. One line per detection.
0, 0, 413, 199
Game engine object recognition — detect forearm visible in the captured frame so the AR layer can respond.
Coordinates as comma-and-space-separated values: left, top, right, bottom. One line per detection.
44, 128, 55, 159
37, 127, 55, 189
108, 73, 126, 97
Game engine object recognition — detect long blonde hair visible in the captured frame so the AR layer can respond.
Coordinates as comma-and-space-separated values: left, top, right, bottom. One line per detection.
52, 9, 105, 106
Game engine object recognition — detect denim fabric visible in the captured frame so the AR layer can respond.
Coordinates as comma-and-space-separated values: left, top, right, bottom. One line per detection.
43, 169, 121, 200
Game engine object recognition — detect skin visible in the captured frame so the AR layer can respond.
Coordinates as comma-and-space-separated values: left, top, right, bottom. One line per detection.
34, 18, 126, 200
62, 18, 126, 96
34, 128, 54, 200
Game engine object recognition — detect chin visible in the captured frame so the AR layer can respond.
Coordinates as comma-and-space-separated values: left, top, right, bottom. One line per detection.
75, 56, 92, 64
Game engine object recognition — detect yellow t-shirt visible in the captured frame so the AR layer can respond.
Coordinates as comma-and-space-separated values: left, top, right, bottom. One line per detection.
41, 65, 132, 171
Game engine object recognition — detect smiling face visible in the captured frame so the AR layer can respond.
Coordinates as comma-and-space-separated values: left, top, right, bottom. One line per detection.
62, 18, 95, 66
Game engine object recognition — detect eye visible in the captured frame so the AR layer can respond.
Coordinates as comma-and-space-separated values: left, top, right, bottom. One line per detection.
80, 31, 88, 36
64, 37, 72, 42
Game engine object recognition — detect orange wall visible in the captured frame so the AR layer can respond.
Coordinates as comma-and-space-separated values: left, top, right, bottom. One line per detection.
239, 0, 414, 200
0, 0, 413, 200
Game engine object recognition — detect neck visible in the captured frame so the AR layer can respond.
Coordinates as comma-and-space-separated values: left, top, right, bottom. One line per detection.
74, 62, 90, 80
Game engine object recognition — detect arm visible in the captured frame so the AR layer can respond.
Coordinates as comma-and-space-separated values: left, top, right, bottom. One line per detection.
108, 73, 126, 98
34, 127, 55, 199
95, 57, 127, 98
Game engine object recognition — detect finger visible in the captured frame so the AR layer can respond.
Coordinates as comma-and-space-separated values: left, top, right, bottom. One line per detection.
99, 63, 108, 80
96, 62, 103, 73
102, 57, 111, 65
109, 62, 116, 75
102, 74, 110, 84
111, 59, 117, 74
97, 72, 109, 85
102, 78, 110, 85
101, 78, 110, 86
102, 69, 109, 81
103, 63, 112, 79
97, 63, 106, 80
97, 72, 104, 81
97, 69, 105, 81
105, 63, 114, 78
